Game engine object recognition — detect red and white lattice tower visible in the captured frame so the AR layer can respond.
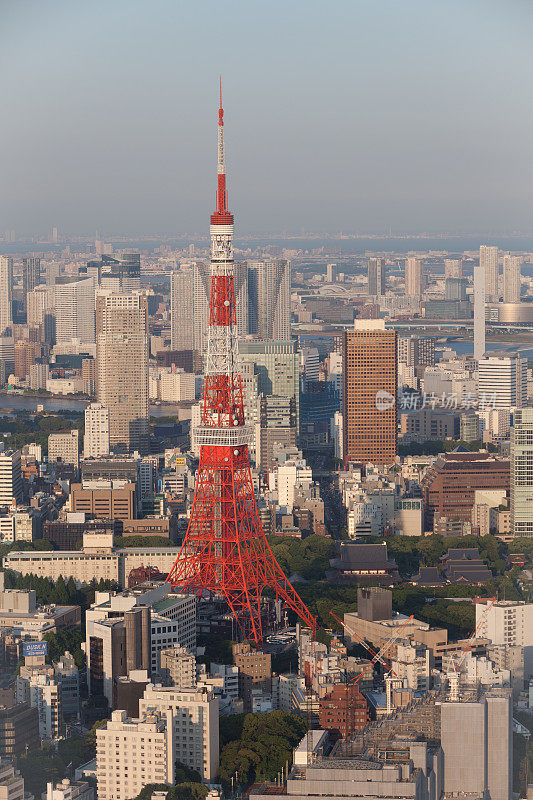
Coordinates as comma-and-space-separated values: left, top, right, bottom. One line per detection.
167, 82, 316, 644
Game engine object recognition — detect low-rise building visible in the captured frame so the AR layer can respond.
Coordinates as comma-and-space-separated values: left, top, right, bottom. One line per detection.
70, 482, 136, 521
0, 507, 38, 543
318, 683, 369, 737
0, 759, 26, 800
46, 777, 94, 800
0, 572, 80, 639
4, 545, 181, 588
391, 641, 431, 691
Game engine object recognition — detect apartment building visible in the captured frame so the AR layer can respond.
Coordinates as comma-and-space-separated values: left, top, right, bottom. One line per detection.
96, 709, 174, 800
48, 430, 80, 469
139, 684, 219, 781
476, 599, 533, 681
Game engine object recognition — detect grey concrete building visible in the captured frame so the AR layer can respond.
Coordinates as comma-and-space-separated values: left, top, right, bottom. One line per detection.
440, 689, 512, 800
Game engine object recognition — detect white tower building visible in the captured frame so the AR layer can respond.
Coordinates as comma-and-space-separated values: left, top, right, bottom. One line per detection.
404, 258, 423, 299
480, 245, 499, 301
473, 261, 486, 362
502, 254, 521, 303
0, 257, 13, 335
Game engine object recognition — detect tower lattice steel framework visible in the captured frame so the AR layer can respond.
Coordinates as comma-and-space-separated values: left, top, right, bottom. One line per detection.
167, 82, 316, 644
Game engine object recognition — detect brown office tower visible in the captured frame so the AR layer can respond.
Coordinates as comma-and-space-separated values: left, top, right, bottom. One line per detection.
422, 451, 510, 530
125, 606, 151, 675
96, 294, 149, 454
319, 684, 369, 738
343, 320, 397, 466
232, 642, 271, 712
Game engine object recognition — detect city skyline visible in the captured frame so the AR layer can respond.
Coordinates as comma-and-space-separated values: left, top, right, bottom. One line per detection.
1, 0, 533, 237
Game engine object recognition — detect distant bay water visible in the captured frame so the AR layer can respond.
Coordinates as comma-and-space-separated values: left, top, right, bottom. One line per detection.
5, 234, 533, 256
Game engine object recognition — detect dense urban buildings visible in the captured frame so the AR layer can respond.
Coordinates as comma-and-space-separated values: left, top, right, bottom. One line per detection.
0, 59, 529, 800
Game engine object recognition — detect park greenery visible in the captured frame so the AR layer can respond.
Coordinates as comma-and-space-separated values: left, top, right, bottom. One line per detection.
196, 633, 234, 666
263, 532, 530, 638
217, 711, 307, 789
3, 569, 118, 615
398, 439, 498, 456
0, 411, 84, 455
267, 534, 333, 580
17, 719, 106, 798
133, 784, 207, 800
132, 764, 207, 800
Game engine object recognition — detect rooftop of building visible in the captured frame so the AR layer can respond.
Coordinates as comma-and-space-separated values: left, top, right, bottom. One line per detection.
6, 545, 179, 559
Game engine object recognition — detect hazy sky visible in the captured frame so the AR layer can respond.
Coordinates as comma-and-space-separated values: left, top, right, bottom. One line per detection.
1, 0, 533, 236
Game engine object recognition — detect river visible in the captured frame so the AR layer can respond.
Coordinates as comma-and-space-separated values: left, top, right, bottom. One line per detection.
0, 394, 180, 418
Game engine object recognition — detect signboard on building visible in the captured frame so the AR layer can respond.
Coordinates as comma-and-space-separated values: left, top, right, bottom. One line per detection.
22, 641, 47, 658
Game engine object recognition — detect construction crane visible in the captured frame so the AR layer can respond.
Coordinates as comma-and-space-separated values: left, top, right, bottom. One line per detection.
451, 596, 497, 673
330, 610, 414, 676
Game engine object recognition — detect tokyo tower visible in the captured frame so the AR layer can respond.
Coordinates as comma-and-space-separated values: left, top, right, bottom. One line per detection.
167, 82, 316, 644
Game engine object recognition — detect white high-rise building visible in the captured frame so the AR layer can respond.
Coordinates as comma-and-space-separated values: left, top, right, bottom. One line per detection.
502, 254, 522, 303
272, 457, 313, 511
96, 294, 149, 455
474, 261, 486, 362
299, 347, 320, 389
55, 277, 96, 345
476, 596, 533, 680
96, 709, 174, 800
171, 261, 248, 362
326, 263, 337, 283
0, 450, 22, 506
511, 408, 533, 539
404, 258, 423, 299
84, 403, 110, 458
139, 684, 219, 780
248, 259, 291, 340
478, 355, 526, 409
27, 284, 55, 328
0, 257, 13, 335
480, 245, 499, 300
29, 673, 62, 741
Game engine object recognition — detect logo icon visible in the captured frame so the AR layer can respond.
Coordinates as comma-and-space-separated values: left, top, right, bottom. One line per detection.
375, 390, 395, 411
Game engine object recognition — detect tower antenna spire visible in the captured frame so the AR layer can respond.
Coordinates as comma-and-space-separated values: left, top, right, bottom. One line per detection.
215, 76, 227, 214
